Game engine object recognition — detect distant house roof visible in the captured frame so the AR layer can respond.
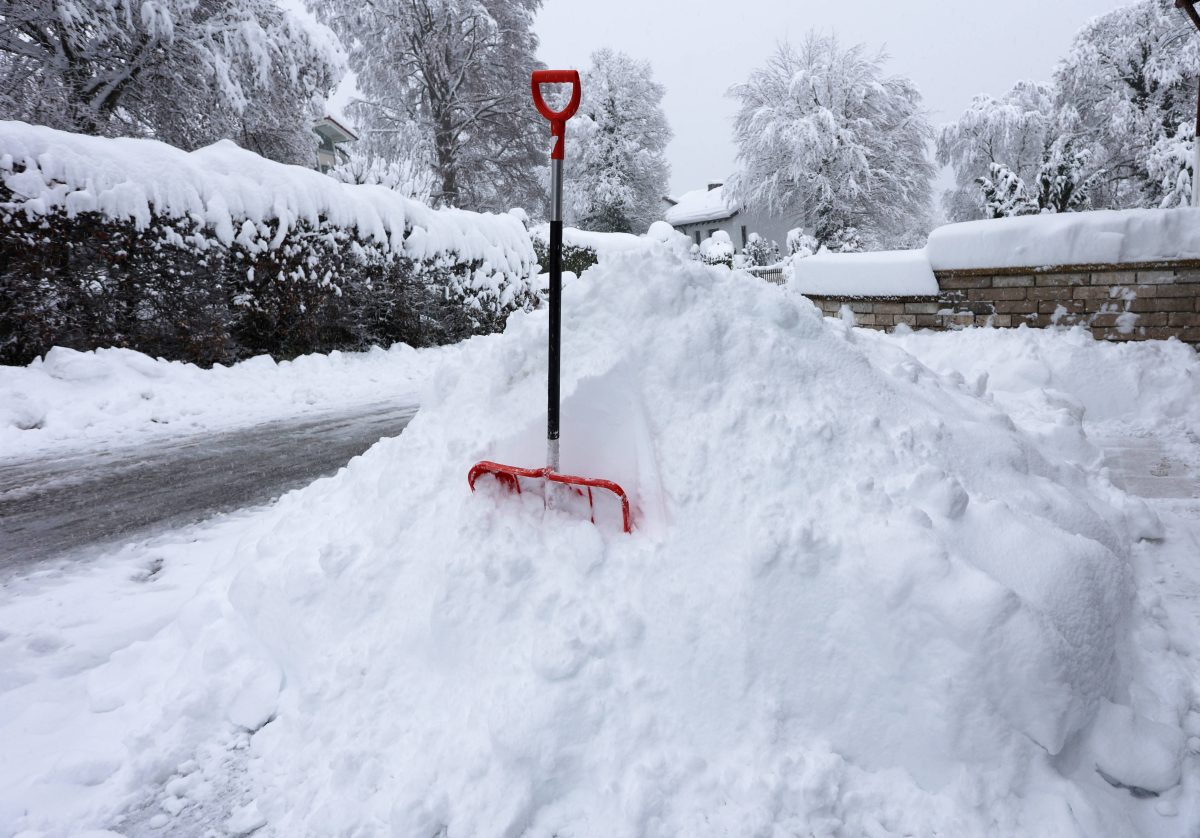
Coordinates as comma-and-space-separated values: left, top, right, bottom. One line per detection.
664, 183, 737, 226
313, 115, 359, 144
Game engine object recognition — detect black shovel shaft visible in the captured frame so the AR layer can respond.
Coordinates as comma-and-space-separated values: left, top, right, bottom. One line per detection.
548, 158, 563, 443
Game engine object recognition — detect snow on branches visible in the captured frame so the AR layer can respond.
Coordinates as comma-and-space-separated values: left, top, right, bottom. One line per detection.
318, 0, 544, 213
0, 0, 342, 163
726, 33, 934, 252
941, 0, 1200, 219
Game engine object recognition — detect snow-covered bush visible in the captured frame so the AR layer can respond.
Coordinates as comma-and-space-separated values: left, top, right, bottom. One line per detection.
529, 230, 600, 277
0, 123, 537, 366
646, 220, 694, 258
742, 232, 781, 267
699, 230, 734, 267
787, 228, 819, 259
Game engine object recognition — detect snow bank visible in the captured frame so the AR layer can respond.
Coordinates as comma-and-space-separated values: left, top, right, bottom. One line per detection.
0, 344, 440, 459
0, 121, 534, 278
167, 251, 1145, 835
791, 248, 938, 295
927, 208, 1200, 271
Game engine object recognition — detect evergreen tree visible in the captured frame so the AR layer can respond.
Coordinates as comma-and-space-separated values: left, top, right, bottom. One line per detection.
563, 49, 672, 233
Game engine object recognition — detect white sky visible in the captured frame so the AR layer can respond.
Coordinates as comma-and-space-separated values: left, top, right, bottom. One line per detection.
535, 0, 1139, 198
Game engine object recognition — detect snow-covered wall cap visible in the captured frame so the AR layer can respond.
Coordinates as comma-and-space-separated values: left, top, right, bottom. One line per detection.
0, 121, 534, 276
926, 208, 1200, 272
664, 184, 737, 226
790, 249, 938, 297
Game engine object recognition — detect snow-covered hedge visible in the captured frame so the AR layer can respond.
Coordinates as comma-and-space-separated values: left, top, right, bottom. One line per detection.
0, 122, 537, 365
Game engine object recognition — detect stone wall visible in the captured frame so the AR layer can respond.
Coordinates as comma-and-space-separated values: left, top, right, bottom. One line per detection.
807, 262, 1200, 344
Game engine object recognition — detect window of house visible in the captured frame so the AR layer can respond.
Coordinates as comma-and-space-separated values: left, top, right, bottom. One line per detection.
708, 229, 717, 239
741, 225, 748, 247
694, 231, 702, 245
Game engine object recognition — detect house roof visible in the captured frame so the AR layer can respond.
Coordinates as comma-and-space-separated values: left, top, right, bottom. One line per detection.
664, 184, 737, 226
313, 115, 359, 143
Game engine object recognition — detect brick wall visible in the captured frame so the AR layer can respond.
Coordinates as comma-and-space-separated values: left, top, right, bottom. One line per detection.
807, 262, 1200, 344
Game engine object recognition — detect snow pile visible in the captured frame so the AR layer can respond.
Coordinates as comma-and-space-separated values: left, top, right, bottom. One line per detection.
115, 249, 1163, 836
791, 248, 939, 295
0, 121, 535, 280
927, 208, 1200, 271
0, 344, 439, 459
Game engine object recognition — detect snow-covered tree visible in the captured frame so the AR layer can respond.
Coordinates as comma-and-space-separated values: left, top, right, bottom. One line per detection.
937, 81, 1059, 221
976, 163, 1037, 219
319, 0, 544, 211
974, 138, 1101, 219
1054, 0, 1200, 208
0, 0, 341, 163
563, 49, 672, 233
742, 233, 780, 267
1146, 123, 1195, 208
726, 33, 934, 251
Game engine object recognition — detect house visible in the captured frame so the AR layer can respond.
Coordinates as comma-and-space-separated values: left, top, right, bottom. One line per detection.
663, 182, 795, 253
312, 115, 358, 174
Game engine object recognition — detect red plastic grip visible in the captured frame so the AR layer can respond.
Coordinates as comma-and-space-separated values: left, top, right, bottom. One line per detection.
531, 70, 581, 160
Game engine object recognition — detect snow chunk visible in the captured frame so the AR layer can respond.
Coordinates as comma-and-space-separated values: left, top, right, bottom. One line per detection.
1089, 700, 1185, 794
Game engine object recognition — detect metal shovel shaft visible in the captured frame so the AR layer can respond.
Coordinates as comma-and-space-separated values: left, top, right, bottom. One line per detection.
548, 158, 563, 472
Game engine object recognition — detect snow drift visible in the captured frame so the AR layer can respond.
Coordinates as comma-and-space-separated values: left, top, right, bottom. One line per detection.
186, 248, 1146, 835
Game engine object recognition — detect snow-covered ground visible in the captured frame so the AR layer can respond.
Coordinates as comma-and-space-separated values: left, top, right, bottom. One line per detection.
2, 249, 1199, 837
0, 344, 444, 461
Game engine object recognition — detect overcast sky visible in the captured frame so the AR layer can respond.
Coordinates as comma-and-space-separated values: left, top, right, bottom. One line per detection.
535, 0, 1138, 198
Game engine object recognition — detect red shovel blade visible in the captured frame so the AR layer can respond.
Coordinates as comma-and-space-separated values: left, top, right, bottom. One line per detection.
468, 461, 633, 533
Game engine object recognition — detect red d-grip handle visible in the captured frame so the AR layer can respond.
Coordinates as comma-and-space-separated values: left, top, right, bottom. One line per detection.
531, 70, 581, 160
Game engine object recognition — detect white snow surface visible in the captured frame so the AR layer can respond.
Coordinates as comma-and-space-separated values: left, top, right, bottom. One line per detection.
0, 121, 535, 278
663, 184, 736, 226
530, 223, 648, 256
0, 344, 440, 460
7, 249, 1199, 836
927, 208, 1200, 271
791, 248, 939, 296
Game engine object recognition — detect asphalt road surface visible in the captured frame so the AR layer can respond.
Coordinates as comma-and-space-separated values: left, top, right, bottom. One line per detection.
0, 403, 417, 575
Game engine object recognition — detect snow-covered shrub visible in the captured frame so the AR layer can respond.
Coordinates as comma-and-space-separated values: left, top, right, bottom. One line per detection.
787, 228, 818, 259
742, 232, 781, 267
529, 229, 600, 277
646, 220, 691, 254
0, 124, 538, 366
699, 230, 734, 267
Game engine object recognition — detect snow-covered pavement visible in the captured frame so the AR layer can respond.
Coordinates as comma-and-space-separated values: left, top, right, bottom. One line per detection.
3, 253, 1200, 836
0, 402, 417, 575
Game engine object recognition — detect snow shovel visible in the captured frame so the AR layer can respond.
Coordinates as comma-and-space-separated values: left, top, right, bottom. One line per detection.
468, 69, 633, 533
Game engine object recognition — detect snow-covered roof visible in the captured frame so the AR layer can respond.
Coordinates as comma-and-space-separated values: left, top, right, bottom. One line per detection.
664, 184, 737, 226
